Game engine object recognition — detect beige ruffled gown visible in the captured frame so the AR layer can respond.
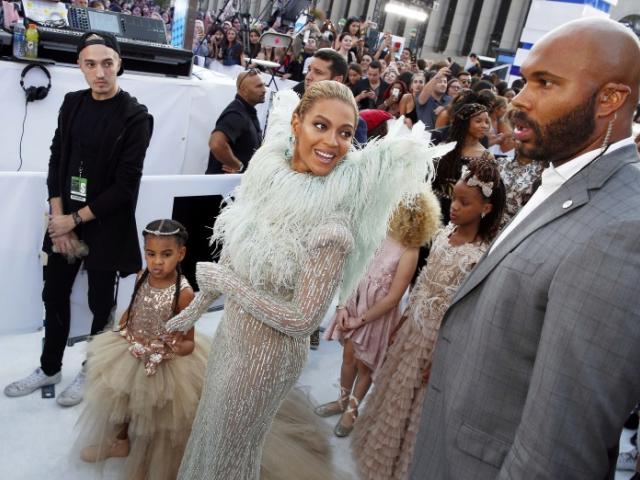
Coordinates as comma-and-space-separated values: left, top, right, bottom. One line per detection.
352, 224, 487, 480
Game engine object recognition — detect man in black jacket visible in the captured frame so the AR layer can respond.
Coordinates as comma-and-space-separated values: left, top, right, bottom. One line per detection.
352, 60, 388, 111
4, 32, 153, 405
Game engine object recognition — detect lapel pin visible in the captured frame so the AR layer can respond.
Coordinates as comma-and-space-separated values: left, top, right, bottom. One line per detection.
562, 200, 573, 209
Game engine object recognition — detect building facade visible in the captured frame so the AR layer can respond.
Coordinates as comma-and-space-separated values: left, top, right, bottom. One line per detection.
205, 0, 639, 59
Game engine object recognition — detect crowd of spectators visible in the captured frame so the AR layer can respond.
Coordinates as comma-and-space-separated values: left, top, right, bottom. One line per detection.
196, 8, 539, 231
190, 9, 522, 138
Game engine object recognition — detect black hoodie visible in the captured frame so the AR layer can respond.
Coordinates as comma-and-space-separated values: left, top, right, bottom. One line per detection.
45, 89, 153, 275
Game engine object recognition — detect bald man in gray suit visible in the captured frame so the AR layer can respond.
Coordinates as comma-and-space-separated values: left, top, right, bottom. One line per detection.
409, 18, 640, 480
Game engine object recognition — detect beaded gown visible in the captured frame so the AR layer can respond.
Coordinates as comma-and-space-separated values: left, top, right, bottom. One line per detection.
352, 224, 487, 480
166, 89, 450, 480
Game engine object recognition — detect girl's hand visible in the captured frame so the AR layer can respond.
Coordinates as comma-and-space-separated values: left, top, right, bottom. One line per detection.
341, 315, 366, 330
161, 333, 194, 356
389, 315, 407, 345
336, 309, 349, 330
421, 366, 430, 386
160, 332, 181, 348
172, 337, 195, 356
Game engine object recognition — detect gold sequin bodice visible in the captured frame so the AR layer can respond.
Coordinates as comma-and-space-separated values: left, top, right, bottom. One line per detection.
121, 275, 190, 375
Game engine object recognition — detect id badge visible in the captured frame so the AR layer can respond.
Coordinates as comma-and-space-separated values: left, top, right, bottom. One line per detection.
70, 176, 88, 202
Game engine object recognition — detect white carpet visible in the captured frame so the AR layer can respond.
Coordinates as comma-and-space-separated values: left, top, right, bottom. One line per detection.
0, 311, 635, 479
0, 310, 356, 479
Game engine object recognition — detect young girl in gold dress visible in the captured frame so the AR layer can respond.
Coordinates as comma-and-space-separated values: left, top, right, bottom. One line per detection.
75, 219, 208, 480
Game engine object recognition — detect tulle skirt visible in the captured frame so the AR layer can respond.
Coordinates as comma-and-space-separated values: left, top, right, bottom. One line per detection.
73, 332, 343, 480
73, 331, 210, 480
352, 319, 429, 480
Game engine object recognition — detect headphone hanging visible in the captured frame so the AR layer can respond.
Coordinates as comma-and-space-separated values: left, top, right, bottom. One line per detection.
20, 63, 51, 103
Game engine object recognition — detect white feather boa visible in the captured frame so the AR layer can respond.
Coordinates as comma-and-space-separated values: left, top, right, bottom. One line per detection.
212, 89, 453, 303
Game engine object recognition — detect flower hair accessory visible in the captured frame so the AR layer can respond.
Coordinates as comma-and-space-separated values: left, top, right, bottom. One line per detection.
466, 175, 493, 197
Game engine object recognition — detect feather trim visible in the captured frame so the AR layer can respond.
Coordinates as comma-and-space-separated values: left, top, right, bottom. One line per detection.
212, 90, 453, 303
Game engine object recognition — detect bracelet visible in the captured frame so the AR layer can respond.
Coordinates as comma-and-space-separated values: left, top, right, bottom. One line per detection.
336, 305, 346, 311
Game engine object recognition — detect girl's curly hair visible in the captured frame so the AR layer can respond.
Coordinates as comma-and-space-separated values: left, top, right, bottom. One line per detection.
388, 191, 442, 248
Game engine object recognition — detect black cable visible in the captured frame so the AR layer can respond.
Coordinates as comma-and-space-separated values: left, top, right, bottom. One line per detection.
17, 99, 28, 172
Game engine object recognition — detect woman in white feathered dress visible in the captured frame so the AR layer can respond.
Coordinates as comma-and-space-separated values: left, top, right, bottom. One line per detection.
166, 81, 450, 479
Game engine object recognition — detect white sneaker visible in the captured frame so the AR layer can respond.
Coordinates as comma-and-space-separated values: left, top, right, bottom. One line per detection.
4, 368, 61, 397
56, 365, 87, 407
617, 448, 638, 471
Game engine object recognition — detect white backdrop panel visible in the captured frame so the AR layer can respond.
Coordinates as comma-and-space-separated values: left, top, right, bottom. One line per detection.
0, 172, 241, 336
0, 172, 48, 334
0, 60, 237, 174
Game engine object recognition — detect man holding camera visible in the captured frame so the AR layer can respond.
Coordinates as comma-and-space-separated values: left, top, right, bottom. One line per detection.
353, 60, 388, 110
416, 66, 452, 130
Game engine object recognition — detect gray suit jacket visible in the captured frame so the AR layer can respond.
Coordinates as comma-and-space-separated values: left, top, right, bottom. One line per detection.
409, 144, 640, 479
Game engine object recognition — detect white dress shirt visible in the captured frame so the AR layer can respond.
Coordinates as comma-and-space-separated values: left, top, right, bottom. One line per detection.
490, 137, 635, 253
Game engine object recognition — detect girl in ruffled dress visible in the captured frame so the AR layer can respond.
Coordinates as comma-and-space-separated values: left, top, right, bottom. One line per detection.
317, 192, 441, 438
352, 159, 506, 480
75, 219, 209, 480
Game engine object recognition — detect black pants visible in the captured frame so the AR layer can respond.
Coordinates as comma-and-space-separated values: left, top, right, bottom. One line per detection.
40, 253, 116, 376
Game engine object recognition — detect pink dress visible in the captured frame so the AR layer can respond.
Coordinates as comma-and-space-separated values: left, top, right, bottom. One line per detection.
324, 237, 407, 372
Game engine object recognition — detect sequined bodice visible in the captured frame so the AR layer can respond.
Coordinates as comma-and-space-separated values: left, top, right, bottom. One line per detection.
121, 276, 190, 375
406, 224, 487, 334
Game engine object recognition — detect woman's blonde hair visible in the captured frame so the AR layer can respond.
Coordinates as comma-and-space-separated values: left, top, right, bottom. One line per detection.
388, 192, 442, 248
293, 80, 358, 127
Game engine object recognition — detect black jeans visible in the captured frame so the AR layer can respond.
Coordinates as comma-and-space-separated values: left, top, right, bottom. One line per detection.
40, 253, 116, 376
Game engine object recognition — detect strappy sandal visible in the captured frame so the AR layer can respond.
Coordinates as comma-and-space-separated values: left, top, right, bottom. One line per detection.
334, 395, 359, 437
314, 387, 350, 417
